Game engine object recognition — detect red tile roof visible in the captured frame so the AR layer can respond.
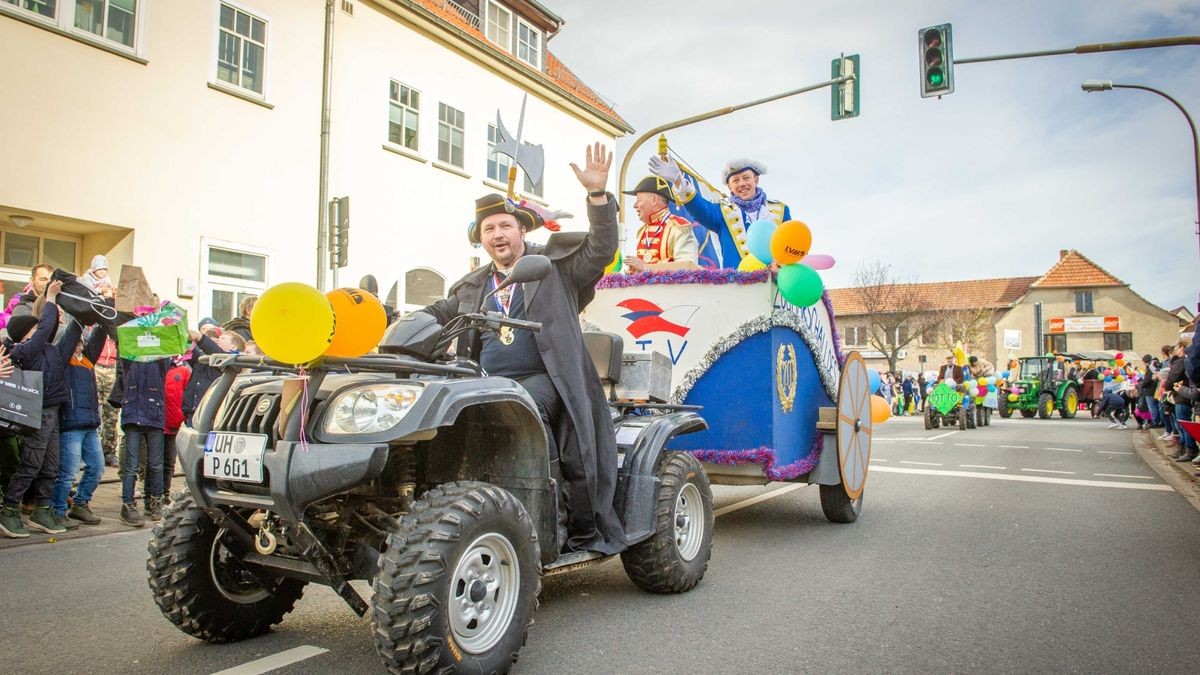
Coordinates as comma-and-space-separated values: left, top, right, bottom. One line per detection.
1031, 249, 1125, 288
828, 277, 1037, 316
411, 0, 631, 132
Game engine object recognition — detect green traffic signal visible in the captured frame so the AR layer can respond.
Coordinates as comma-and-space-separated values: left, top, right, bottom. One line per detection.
918, 23, 954, 98
927, 69, 944, 87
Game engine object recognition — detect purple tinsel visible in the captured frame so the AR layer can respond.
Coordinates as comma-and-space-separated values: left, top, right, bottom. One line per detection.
689, 429, 825, 481
821, 290, 847, 367
595, 268, 772, 289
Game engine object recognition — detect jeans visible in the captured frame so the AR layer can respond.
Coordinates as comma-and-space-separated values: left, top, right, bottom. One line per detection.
53, 429, 103, 514
1176, 402, 1197, 451
162, 433, 178, 497
121, 425, 163, 504
1147, 396, 1162, 427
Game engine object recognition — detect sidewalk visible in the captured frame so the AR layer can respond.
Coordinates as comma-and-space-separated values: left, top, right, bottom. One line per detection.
0, 465, 182, 551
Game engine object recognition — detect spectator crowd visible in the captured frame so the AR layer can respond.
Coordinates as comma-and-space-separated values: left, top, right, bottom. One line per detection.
0, 260, 258, 538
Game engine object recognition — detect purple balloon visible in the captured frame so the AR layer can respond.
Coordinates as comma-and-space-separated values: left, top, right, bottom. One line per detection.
801, 254, 836, 270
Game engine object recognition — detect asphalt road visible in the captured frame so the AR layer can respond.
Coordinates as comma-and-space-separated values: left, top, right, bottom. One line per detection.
5, 414, 1199, 674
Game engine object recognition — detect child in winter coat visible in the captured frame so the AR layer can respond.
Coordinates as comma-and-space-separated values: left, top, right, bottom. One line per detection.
51, 323, 113, 526
115, 356, 171, 527
0, 281, 84, 539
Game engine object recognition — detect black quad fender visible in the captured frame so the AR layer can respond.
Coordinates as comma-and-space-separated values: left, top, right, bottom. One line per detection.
612, 411, 708, 545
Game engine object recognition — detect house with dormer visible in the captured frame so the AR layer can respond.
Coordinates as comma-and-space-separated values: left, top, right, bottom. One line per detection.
828, 250, 1185, 372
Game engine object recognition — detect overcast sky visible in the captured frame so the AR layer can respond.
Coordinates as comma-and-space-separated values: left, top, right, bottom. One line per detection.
546, 0, 1200, 313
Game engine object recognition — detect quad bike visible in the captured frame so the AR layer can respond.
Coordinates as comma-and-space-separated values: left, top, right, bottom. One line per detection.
147, 256, 714, 673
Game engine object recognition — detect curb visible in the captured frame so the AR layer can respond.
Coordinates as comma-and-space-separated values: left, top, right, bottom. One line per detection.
1134, 428, 1200, 511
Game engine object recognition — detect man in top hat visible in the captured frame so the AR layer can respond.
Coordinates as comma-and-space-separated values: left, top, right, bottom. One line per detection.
648, 155, 792, 269
420, 143, 627, 557
621, 175, 699, 273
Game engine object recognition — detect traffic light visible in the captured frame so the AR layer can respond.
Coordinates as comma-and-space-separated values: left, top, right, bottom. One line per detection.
918, 24, 954, 98
830, 54, 860, 121
328, 196, 349, 269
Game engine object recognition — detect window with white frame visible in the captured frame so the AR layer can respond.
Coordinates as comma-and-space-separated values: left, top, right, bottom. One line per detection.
484, 0, 510, 50
486, 124, 512, 183
216, 2, 267, 96
0, 227, 81, 306
2, 0, 143, 51
438, 103, 465, 168
203, 242, 267, 325
388, 80, 420, 151
516, 18, 540, 68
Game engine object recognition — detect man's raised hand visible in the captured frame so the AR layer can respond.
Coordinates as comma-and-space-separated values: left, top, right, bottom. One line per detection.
570, 142, 612, 194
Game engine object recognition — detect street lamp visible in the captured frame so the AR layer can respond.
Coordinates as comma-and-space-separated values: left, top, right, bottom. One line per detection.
1082, 79, 1200, 311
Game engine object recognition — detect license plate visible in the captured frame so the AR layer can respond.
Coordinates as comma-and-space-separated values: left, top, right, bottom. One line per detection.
203, 432, 267, 483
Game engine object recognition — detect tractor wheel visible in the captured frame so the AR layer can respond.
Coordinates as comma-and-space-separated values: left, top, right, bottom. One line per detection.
1059, 388, 1078, 419
958, 407, 969, 429
1020, 409, 1036, 418
998, 398, 1012, 419
965, 407, 976, 429
1037, 393, 1054, 419
983, 407, 992, 426
924, 407, 934, 430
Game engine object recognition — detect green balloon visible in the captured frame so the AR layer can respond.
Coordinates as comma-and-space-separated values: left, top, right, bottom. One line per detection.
1107, 359, 1116, 367
777, 263, 824, 307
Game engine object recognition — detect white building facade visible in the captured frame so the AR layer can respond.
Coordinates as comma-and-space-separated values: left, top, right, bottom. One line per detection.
0, 0, 631, 323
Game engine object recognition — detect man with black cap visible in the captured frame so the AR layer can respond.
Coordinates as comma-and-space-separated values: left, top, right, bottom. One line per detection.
621, 175, 699, 272
648, 155, 792, 269
420, 143, 627, 556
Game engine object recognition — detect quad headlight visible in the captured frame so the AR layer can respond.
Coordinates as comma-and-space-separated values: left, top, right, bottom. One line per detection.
323, 384, 423, 435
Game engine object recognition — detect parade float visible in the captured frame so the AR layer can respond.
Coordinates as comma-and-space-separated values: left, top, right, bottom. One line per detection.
585, 216, 884, 522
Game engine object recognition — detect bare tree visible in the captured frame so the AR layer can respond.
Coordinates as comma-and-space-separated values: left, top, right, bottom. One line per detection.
851, 260, 942, 373
933, 307, 995, 355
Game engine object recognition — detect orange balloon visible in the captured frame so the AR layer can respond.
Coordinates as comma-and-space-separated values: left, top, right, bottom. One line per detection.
769, 220, 813, 265
869, 394, 891, 424
324, 288, 387, 358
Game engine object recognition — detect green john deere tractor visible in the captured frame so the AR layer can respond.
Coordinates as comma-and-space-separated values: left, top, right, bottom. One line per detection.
997, 355, 1080, 420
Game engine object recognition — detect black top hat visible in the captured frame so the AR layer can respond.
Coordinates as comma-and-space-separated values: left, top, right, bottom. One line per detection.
469, 194, 544, 245
621, 175, 675, 204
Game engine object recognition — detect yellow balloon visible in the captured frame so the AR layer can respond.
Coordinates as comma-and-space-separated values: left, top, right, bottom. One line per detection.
870, 395, 891, 424
738, 254, 768, 272
953, 345, 967, 367
325, 288, 387, 358
251, 283, 335, 365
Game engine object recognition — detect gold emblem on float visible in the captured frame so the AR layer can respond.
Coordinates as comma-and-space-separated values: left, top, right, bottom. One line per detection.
776, 343, 797, 413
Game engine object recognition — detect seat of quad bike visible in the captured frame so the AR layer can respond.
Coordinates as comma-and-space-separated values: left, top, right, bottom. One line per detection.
583, 331, 623, 400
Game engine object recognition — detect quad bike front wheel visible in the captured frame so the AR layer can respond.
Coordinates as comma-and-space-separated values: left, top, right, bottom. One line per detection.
147, 496, 306, 643
372, 482, 540, 674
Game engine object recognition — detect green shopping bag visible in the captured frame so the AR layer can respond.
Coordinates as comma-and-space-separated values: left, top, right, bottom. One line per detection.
117, 302, 189, 360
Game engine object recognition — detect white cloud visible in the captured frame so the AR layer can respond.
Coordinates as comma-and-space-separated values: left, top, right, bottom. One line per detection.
547, 0, 1200, 312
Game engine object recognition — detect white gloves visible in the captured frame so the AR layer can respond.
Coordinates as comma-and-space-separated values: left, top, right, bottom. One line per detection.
648, 155, 683, 184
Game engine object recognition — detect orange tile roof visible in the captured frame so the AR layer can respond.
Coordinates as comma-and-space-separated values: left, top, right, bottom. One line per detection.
411, 0, 631, 132
828, 277, 1038, 316
1031, 249, 1125, 288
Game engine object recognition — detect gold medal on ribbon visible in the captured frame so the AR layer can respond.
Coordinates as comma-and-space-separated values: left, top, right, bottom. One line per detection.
499, 326, 515, 345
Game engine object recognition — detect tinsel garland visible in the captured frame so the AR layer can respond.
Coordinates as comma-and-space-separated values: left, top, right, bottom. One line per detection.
689, 429, 825, 481
595, 268, 772, 289
670, 307, 842, 403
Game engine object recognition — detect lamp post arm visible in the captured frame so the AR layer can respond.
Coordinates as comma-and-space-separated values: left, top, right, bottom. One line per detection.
1111, 83, 1200, 279
616, 75, 852, 245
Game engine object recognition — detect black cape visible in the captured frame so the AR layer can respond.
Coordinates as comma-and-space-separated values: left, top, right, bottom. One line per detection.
423, 196, 627, 555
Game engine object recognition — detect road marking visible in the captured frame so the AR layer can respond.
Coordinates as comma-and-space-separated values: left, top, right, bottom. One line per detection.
901, 460, 943, 466
959, 464, 1006, 470
1093, 473, 1155, 479
1044, 447, 1083, 453
953, 443, 986, 447
869, 458, 888, 462
908, 441, 943, 445
998, 445, 1028, 449
870, 466, 1172, 491
1097, 450, 1134, 455
1021, 468, 1075, 475
211, 646, 329, 675
714, 484, 805, 517
927, 430, 960, 440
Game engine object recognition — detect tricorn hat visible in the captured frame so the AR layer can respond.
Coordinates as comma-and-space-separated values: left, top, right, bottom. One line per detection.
621, 175, 675, 204
469, 194, 544, 245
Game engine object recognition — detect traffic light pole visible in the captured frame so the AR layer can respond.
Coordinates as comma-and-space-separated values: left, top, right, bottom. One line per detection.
616, 74, 854, 244
953, 35, 1199, 64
